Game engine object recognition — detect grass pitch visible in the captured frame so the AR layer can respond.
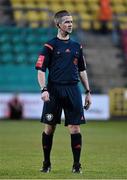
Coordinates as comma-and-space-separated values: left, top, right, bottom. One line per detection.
0, 119, 127, 179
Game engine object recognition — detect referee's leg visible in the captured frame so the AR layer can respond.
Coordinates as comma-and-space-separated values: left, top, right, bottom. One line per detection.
40, 124, 56, 172
68, 125, 82, 173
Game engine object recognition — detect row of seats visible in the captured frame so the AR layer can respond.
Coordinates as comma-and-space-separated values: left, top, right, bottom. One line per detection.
0, 27, 50, 92
10, 0, 127, 30
10, 0, 127, 6
0, 27, 57, 64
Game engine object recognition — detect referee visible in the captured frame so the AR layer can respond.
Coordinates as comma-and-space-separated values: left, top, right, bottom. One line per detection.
35, 10, 92, 173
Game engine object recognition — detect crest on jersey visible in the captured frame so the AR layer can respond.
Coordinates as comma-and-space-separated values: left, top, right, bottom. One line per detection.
45, 114, 53, 121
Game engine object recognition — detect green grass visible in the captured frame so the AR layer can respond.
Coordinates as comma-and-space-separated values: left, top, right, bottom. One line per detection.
0, 120, 127, 179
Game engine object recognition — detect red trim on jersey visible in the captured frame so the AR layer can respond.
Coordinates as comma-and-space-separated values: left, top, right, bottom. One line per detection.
44, 43, 53, 50
36, 55, 45, 68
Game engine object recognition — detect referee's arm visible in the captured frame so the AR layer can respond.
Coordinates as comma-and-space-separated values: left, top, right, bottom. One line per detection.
38, 70, 50, 102
79, 70, 90, 92
79, 70, 92, 109
38, 70, 46, 90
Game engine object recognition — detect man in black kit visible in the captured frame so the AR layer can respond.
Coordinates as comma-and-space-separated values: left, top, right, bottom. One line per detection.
35, 10, 92, 173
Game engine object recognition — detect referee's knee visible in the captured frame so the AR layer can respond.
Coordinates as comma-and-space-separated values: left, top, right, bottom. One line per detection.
68, 125, 80, 134
44, 124, 56, 135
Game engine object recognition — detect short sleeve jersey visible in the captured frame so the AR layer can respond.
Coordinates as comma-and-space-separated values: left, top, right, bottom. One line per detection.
35, 37, 86, 84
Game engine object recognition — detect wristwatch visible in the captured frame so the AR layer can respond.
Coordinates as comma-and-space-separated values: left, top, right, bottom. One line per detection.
41, 87, 48, 93
85, 89, 91, 94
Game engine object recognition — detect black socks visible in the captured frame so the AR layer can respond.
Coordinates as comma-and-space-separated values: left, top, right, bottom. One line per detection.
71, 133, 82, 164
42, 132, 82, 165
42, 132, 53, 164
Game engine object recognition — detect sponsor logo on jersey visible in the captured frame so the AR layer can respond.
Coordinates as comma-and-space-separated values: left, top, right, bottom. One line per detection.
45, 114, 53, 121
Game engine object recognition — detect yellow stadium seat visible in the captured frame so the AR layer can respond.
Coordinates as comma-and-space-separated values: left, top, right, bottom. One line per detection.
81, 21, 91, 30
11, 0, 23, 3
62, 4, 76, 13
92, 21, 101, 30
23, 2, 37, 8
87, 0, 99, 2
37, 2, 49, 9
49, 3, 63, 12
80, 13, 92, 21
111, 0, 124, 4
23, 0, 34, 2
72, 0, 86, 3
113, 5, 126, 14
14, 11, 25, 21
26, 11, 41, 21
30, 22, 39, 28
88, 4, 99, 12
76, 4, 87, 13
11, 2, 25, 8
40, 11, 49, 21
48, 0, 62, 3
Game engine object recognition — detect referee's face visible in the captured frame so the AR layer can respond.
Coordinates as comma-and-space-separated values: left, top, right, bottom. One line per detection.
59, 15, 73, 34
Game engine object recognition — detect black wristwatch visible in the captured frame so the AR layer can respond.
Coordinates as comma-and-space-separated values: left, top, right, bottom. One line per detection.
85, 89, 91, 94
41, 87, 48, 93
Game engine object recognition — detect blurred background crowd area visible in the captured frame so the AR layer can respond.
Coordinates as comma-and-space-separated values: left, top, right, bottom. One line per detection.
0, 0, 127, 94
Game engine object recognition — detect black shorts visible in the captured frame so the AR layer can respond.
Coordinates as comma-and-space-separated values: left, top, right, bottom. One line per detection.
41, 83, 86, 126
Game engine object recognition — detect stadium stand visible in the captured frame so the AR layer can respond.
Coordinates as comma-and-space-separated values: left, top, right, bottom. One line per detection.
9, 0, 127, 30
0, 26, 57, 92
0, 0, 127, 93
80, 32, 127, 93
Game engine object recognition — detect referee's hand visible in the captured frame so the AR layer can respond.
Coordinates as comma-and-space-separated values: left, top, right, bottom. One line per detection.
84, 93, 92, 110
41, 91, 50, 102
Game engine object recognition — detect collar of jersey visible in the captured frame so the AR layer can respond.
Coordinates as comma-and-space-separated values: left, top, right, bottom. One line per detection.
56, 37, 70, 42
